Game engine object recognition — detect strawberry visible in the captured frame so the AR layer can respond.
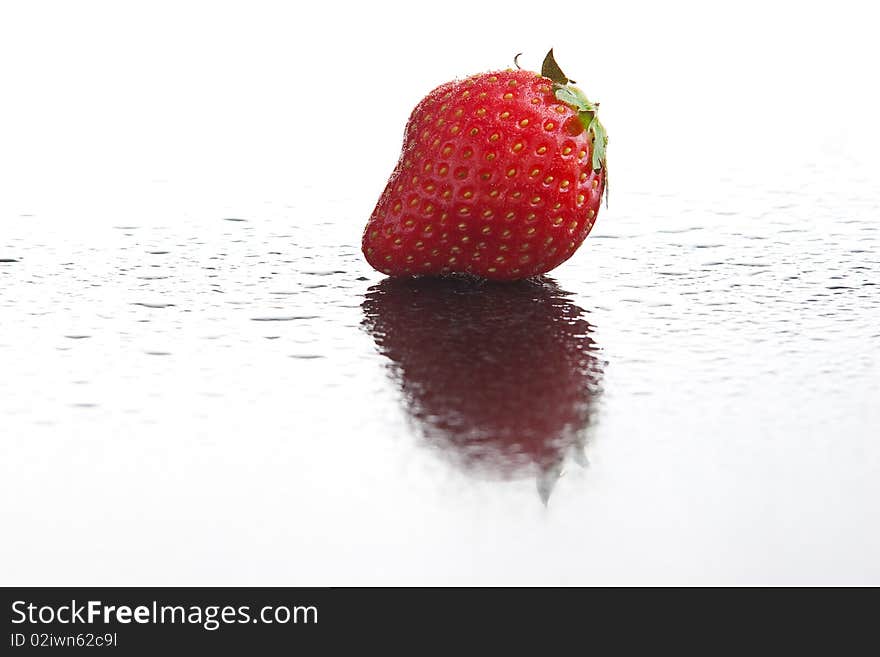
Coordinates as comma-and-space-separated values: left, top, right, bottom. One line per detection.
361, 276, 603, 501
362, 49, 607, 281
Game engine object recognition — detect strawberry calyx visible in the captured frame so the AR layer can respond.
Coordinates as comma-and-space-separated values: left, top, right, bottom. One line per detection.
540, 49, 607, 174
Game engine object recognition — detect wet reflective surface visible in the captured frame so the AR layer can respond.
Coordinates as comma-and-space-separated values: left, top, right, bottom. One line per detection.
2, 155, 878, 585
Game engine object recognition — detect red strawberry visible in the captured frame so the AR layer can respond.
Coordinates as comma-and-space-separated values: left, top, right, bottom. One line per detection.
361, 276, 604, 501
362, 50, 607, 281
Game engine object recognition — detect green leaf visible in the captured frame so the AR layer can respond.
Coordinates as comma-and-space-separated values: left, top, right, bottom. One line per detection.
578, 109, 595, 129
590, 119, 607, 173
542, 49, 608, 199
554, 86, 591, 113
541, 49, 570, 85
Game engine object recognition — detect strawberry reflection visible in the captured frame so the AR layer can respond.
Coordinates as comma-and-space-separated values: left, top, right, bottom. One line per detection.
361, 276, 604, 503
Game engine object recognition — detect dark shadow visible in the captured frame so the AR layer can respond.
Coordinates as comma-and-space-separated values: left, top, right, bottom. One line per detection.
361, 276, 604, 503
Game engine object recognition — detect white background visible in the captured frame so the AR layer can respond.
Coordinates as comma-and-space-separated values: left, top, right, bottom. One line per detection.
2, 0, 878, 219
